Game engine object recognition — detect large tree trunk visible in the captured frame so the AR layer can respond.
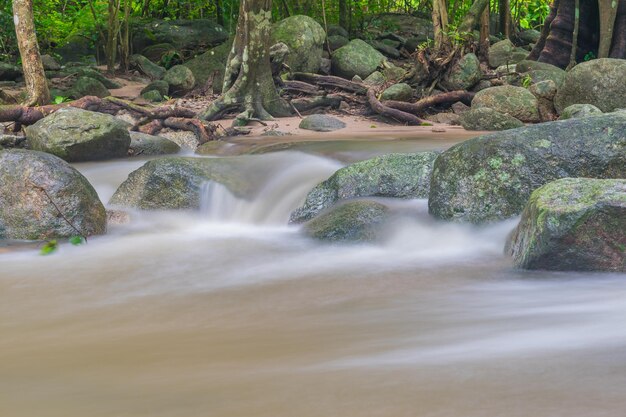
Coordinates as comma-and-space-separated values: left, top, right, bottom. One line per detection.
199, 0, 291, 125
12, 0, 50, 106
499, 0, 511, 38
458, 0, 490, 33
339, 0, 348, 31
431, 0, 449, 50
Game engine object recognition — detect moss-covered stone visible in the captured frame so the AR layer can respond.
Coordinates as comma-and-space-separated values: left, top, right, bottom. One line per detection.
0, 149, 106, 240
129, 132, 180, 156
460, 107, 524, 131
299, 114, 346, 132
129, 54, 166, 80
555, 59, 626, 113
69, 76, 110, 99
472, 85, 540, 122
109, 156, 258, 210
302, 200, 390, 242
428, 113, 626, 223
488, 39, 528, 68
271, 15, 326, 73
380, 83, 413, 101
131, 19, 228, 54
506, 178, 626, 272
25, 108, 131, 162
183, 40, 232, 92
331, 39, 385, 79
559, 103, 603, 120
440, 53, 482, 91
291, 152, 439, 223
163, 65, 195, 96
328, 35, 349, 51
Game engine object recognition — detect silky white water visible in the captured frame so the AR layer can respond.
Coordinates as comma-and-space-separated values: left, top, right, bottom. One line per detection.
1, 143, 625, 417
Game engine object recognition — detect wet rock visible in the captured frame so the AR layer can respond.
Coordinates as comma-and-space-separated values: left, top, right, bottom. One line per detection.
331, 39, 385, 79
459, 107, 524, 131
163, 65, 195, 97
109, 157, 254, 210
25, 108, 131, 162
488, 39, 528, 68
129, 54, 166, 80
559, 103, 603, 120
129, 132, 181, 156
272, 15, 326, 73
506, 178, 626, 272
554, 58, 626, 113
472, 85, 540, 122
299, 114, 346, 132
291, 152, 439, 223
69, 76, 110, 99
183, 40, 232, 92
440, 53, 482, 91
429, 112, 626, 223
0, 62, 22, 81
303, 200, 390, 242
131, 19, 228, 54
380, 83, 413, 102
0, 149, 106, 240
106, 209, 131, 225
40, 54, 61, 71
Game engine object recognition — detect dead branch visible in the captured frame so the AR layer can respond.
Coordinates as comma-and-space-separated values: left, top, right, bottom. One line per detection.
367, 88, 425, 125
291, 73, 368, 95
383, 90, 475, 115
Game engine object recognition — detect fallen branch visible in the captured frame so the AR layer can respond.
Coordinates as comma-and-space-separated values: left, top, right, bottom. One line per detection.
291, 73, 368, 95
367, 88, 425, 125
383, 90, 475, 115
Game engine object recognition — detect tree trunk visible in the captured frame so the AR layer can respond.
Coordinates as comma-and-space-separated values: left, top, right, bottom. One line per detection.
119, 0, 131, 72
598, 0, 619, 58
12, 0, 50, 106
216, 0, 224, 25
432, 0, 449, 50
458, 0, 490, 33
106, 0, 121, 73
199, 0, 291, 125
498, 0, 511, 38
478, 2, 490, 61
339, 0, 348, 31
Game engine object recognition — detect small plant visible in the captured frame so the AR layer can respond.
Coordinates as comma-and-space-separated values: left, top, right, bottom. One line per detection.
40, 240, 58, 255
69, 235, 86, 246
584, 51, 596, 62
53, 95, 71, 104
521, 74, 533, 88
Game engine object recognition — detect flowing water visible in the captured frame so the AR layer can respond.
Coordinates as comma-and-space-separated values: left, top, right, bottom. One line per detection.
1, 137, 626, 417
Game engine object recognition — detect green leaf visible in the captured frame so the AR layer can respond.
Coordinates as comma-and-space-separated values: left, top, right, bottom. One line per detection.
40, 240, 58, 256
69, 235, 85, 246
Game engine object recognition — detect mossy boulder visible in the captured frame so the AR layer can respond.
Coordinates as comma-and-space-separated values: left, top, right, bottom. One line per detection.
299, 114, 346, 132
25, 108, 131, 162
559, 103, 603, 120
141, 90, 164, 102
69, 76, 110, 99
141, 79, 169, 96
428, 112, 626, 223
40, 54, 61, 71
129, 132, 181, 156
163, 65, 195, 96
331, 39, 385, 79
488, 39, 528, 68
183, 40, 232, 92
380, 83, 413, 101
291, 152, 439, 223
140, 43, 176, 63
459, 107, 524, 131
506, 178, 626, 272
328, 35, 350, 51
440, 53, 482, 91
109, 157, 255, 210
302, 200, 390, 242
131, 19, 228, 53
529, 80, 558, 100
0, 149, 106, 240
554, 59, 626, 113
272, 15, 326, 73
54, 35, 96, 63
518, 29, 541, 44
472, 85, 540, 122
129, 54, 166, 80
61, 67, 122, 89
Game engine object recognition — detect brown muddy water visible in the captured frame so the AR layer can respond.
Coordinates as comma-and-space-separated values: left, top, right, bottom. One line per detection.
1, 136, 626, 417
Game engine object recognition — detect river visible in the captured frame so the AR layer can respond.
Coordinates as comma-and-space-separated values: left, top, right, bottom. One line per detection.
1, 137, 626, 417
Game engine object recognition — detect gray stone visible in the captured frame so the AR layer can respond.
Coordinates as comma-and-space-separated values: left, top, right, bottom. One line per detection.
518, 29, 541, 45
560, 103, 603, 120
529, 80, 557, 100
141, 79, 169, 96
25, 108, 131, 162
428, 113, 626, 223
331, 39, 385, 79
40, 54, 61, 71
440, 53, 482, 90
272, 15, 326, 73
299, 114, 346, 132
0, 149, 106, 240
488, 39, 528, 68
164, 65, 195, 97
327, 25, 349, 38
129, 54, 166, 80
506, 178, 626, 272
141, 90, 164, 102
368, 40, 401, 59
69, 76, 110, 99
129, 132, 181, 156
472, 85, 540, 122
364, 71, 386, 87
459, 107, 524, 131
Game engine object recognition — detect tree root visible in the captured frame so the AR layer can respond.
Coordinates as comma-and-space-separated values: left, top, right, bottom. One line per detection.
291, 73, 368, 95
383, 90, 475, 116
367, 88, 425, 125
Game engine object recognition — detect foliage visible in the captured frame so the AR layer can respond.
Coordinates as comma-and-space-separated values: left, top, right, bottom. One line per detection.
40, 239, 58, 255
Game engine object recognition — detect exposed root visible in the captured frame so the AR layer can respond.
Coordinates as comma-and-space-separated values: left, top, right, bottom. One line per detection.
367, 88, 425, 125
383, 90, 475, 116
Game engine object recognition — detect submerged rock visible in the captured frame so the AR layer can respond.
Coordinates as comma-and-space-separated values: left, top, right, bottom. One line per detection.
331, 39, 385, 79
272, 15, 326, 73
472, 85, 540, 122
429, 112, 626, 223
299, 114, 346, 132
291, 152, 438, 223
459, 107, 524, 131
506, 178, 626, 272
25, 108, 131, 162
109, 157, 254, 210
555, 58, 626, 113
0, 149, 106, 240
129, 132, 181, 156
303, 200, 390, 242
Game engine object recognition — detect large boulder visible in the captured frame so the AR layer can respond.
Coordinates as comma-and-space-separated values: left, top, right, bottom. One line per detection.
271, 15, 326, 73
331, 39, 385, 79
140, 43, 177, 64
506, 178, 625, 272
54, 35, 96, 63
131, 19, 228, 53
109, 157, 255, 209
328, 35, 349, 51
459, 107, 524, 131
25, 108, 131, 162
472, 85, 540, 122
0, 149, 106, 240
488, 39, 528, 68
183, 40, 232, 91
554, 58, 626, 113
440, 53, 482, 91
302, 200, 390, 242
291, 152, 439, 223
163, 65, 195, 96
69, 76, 110, 99
428, 113, 626, 223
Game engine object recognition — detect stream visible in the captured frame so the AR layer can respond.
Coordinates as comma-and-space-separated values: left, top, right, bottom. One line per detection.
1, 137, 626, 417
